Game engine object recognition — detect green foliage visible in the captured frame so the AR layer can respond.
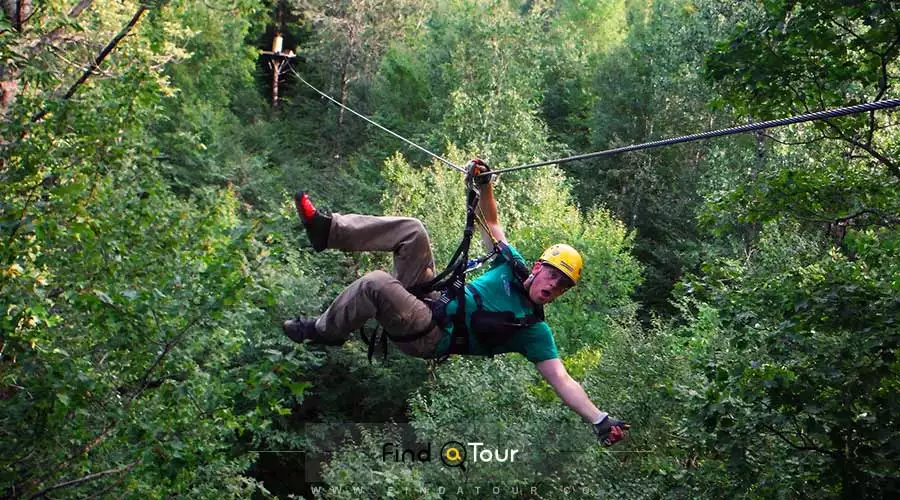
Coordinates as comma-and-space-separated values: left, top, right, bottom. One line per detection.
704, 0, 900, 184
0, 155, 306, 495
678, 220, 900, 497
538, 0, 629, 153
0, 2, 312, 496
148, 0, 268, 190
372, 0, 592, 165
329, 320, 698, 499
694, 10, 900, 493
4, 0, 899, 496
705, 0, 899, 118
429, 7, 550, 162
701, 145, 899, 232
576, 0, 743, 317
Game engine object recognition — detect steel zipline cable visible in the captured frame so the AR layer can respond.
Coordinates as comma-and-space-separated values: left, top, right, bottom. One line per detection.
290, 68, 465, 173
288, 66, 899, 179
481, 98, 900, 178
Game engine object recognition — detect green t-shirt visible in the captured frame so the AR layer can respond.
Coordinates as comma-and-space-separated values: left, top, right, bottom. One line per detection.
435, 244, 559, 362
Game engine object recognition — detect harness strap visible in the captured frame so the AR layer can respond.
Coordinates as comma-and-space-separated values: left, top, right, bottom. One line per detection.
361, 324, 387, 363
465, 278, 545, 357
496, 242, 531, 283
443, 242, 543, 357
467, 284, 544, 325
365, 183, 482, 363
363, 319, 439, 364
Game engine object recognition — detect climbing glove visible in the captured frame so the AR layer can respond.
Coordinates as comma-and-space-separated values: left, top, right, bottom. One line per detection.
592, 416, 629, 447
466, 158, 493, 186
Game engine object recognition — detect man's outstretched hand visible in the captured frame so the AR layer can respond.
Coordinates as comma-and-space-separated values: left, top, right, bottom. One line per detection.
592, 416, 630, 447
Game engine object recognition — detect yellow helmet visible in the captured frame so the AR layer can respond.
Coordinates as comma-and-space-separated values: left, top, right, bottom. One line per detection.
539, 244, 583, 284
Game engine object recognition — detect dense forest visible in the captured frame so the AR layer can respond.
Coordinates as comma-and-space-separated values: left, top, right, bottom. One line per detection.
2, 0, 898, 498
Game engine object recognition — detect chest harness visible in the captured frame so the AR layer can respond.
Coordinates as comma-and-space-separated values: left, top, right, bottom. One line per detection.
362, 168, 544, 362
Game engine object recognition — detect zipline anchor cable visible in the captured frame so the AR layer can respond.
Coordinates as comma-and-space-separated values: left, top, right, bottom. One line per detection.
481, 98, 900, 178
290, 68, 465, 173
287, 66, 899, 180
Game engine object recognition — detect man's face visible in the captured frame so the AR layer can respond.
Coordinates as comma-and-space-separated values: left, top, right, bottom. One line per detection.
527, 262, 574, 305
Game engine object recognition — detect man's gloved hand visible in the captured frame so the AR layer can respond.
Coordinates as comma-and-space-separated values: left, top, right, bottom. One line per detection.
466, 158, 493, 186
592, 416, 630, 447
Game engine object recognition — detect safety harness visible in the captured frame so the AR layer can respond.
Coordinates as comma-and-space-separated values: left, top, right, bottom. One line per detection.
362, 166, 544, 362
362, 173, 480, 362
464, 263, 544, 356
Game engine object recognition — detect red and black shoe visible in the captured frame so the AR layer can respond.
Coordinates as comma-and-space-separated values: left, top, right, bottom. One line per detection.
294, 191, 331, 252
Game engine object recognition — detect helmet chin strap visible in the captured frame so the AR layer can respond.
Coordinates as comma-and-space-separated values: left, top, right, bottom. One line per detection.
523, 261, 544, 291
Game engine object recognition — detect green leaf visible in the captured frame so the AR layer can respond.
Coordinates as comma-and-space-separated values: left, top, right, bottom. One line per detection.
289, 381, 311, 397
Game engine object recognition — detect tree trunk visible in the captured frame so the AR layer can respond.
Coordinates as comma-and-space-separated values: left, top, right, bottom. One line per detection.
338, 66, 347, 128
271, 59, 281, 106
0, 78, 18, 120
0, 0, 32, 120
2, 0, 34, 31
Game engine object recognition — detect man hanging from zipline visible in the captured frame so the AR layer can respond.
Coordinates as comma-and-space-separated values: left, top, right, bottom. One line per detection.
283, 159, 629, 447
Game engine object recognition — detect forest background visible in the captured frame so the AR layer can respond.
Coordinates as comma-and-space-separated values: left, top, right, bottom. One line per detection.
2, 0, 898, 498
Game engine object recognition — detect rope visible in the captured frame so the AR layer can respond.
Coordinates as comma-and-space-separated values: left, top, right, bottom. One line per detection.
481, 98, 900, 178
289, 68, 465, 173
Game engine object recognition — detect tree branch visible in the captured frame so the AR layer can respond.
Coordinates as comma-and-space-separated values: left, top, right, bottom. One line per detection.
762, 131, 834, 146
823, 119, 900, 181
834, 208, 900, 226
764, 423, 836, 456
84, 473, 130, 500
826, 15, 877, 55
39, 425, 116, 484
31, 5, 148, 123
874, 37, 898, 102
786, 206, 900, 228
1, 180, 41, 270
14, 1, 92, 59
28, 461, 138, 499
68, 0, 93, 17
873, 119, 900, 131
128, 240, 263, 405
866, 42, 899, 146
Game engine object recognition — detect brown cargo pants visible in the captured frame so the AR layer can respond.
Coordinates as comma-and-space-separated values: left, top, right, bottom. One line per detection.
312, 214, 446, 358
